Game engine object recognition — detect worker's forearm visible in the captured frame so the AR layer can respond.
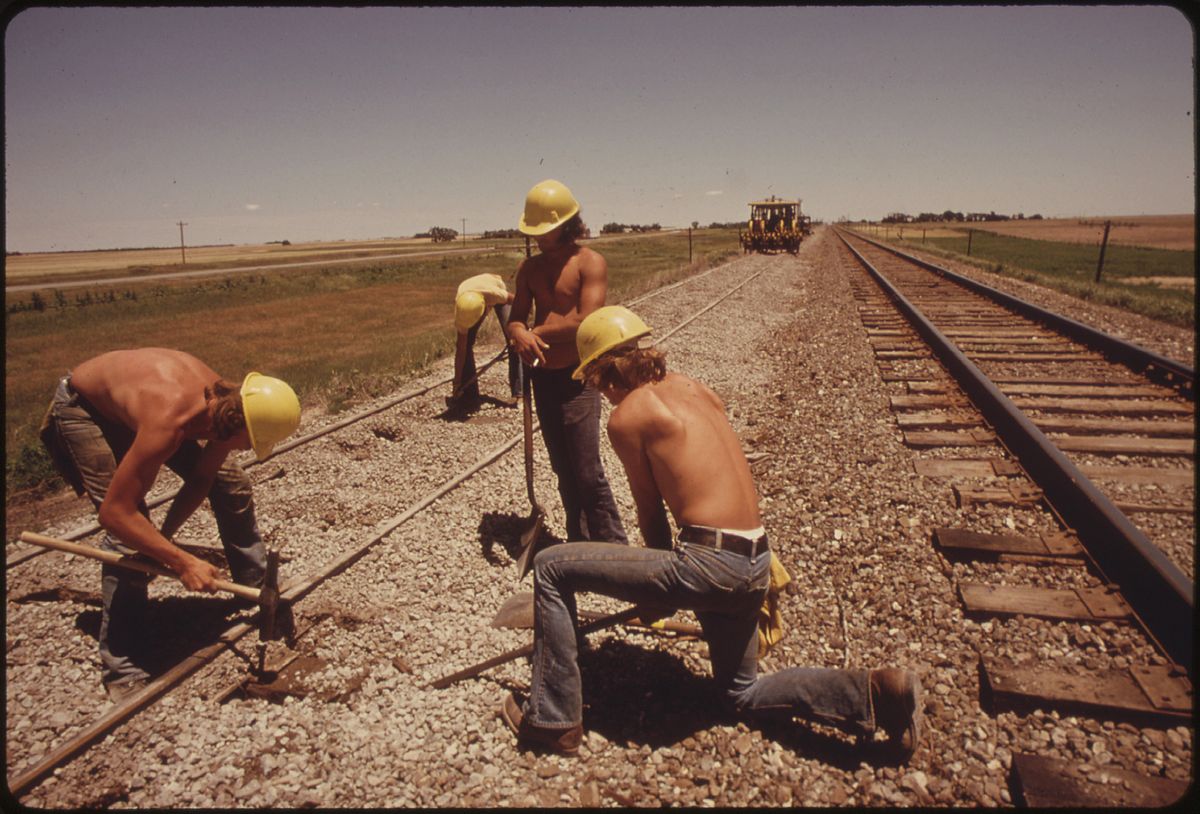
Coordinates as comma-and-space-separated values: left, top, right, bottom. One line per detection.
639, 509, 673, 550
98, 505, 193, 573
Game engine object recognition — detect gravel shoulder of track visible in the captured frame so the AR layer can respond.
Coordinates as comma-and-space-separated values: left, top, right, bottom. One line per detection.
7, 227, 1192, 808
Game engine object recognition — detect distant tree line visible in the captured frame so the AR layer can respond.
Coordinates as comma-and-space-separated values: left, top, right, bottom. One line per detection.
480, 228, 523, 239
881, 210, 1044, 224
415, 227, 459, 242
599, 222, 662, 235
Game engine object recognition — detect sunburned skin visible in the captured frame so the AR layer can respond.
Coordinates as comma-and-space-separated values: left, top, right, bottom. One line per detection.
67, 348, 251, 591
507, 226, 609, 370
603, 372, 761, 550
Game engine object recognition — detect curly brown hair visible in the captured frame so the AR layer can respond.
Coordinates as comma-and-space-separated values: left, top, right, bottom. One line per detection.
556, 213, 587, 246
581, 346, 667, 392
206, 379, 247, 440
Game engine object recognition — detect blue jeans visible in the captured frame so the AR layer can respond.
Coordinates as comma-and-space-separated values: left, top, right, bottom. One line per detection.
460, 304, 522, 401
43, 376, 267, 685
524, 538, 874, 734
529, 366, 627, 544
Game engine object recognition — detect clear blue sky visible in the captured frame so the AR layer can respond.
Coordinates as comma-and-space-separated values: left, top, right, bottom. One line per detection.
4, 5, 1194, 253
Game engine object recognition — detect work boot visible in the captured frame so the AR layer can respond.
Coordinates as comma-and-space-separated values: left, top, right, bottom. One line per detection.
104, 676, 149, 705
499, 692, 582, 757
869, 668, 922, 762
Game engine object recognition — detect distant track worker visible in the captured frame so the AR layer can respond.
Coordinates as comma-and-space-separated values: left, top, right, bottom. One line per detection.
500, 307, 923, 762
38, 348, 301, 702
507, 179, 627, 544
448, 272, 521, 414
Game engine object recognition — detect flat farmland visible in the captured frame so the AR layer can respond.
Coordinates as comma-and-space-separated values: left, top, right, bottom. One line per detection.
957, 214, 1194, 251
4, 237, 492, 286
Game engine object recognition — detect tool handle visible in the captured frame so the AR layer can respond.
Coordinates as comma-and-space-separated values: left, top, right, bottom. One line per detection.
428, 606, 642, 690
19, 531, 260, 602
450, 346, 509, 401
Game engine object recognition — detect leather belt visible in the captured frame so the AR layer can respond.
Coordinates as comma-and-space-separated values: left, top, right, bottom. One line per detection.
677, 525, 767, 558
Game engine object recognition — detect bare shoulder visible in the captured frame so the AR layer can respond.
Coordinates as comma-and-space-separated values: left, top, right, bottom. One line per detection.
576, 245, 607, 271
610, 384, 682, 441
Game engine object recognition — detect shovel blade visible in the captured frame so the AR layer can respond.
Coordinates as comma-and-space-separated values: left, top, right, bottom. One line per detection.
514, 507, 546, 581
491, 591, 536, 629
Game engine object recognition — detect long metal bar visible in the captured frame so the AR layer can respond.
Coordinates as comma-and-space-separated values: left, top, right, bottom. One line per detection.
849, 230, 1194, 397
837, 232, 1193, 671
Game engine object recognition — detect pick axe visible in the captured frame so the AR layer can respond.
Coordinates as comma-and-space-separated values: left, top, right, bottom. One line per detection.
18, 531, 289, 642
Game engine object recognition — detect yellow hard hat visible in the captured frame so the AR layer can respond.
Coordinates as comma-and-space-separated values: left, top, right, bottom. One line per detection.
454, 291, 486, 333
240, 372, 301, 461
572, 305, 653, 380
518, 179, 580, 236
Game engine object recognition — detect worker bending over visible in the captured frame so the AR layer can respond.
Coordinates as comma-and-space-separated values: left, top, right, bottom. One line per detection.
39, 348, 301, 701
449, 272, 521, 413
507, 179, 627, 544
500, 307, 922, 762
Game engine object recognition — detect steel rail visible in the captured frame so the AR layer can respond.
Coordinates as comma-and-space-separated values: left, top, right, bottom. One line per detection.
835, 230, 1193, 671
7, 256, 771, 800
5, 255, 741, 569
843, 229, 1194, 397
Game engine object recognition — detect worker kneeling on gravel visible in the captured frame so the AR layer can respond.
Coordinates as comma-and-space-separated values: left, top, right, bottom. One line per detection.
500, 307, 923, 762
38, 348, 301, 702
448, 272, 521, 413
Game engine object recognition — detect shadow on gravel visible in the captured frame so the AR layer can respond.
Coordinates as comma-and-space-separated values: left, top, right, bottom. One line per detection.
574, 638, 878, 769
72, 595, 255, 676
580, 639, 721, 747
478, 510, 564, 566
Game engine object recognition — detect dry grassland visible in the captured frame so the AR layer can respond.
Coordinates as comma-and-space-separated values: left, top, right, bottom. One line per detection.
954, 214, 1194, 251
4, 237, 441, 281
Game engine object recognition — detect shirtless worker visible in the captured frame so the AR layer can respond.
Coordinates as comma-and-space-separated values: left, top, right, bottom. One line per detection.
448, 272, 520, 413
38, 348, 301, 701
507, 179, 627, 545
500, 306, 923, 762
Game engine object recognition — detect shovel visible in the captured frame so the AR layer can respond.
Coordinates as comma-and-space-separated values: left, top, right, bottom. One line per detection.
513, 371, 546, 579
490, 591, 704, 637
428, 604, 643, 690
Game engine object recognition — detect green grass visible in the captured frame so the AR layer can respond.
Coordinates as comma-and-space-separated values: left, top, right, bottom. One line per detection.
5, 229, 740, 498
888, 229, 1194, 327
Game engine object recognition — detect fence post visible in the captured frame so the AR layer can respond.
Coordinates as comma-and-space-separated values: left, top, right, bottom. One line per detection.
967, 229, 974, 256
688, 227, 693, 264
1094, 220, 1112, 282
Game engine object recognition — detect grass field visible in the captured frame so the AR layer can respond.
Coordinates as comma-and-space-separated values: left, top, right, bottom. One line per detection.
852, 216, 1194, 328
4, 229, 741, 497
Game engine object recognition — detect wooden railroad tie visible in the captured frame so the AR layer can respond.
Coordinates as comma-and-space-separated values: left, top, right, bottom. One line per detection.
952, 483, 1044, 508
1011, 753, 1190, 808
913, 458, 1023, 479
933, 528, 1082, 563
980, 656, 1192, 727
903, 428, 997, 448
958, 583, 1132, 623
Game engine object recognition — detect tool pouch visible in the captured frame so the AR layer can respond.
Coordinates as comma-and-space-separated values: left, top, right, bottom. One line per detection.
757, 551, 792, 658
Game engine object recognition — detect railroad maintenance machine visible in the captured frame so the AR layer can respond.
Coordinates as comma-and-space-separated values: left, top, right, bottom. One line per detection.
739, 196, 812, 255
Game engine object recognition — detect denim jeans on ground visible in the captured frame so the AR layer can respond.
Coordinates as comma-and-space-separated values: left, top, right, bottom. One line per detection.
528, 367, 627, 544
45, 376, 267, 685
525, 539, 873, 734
461, 304, 522, 402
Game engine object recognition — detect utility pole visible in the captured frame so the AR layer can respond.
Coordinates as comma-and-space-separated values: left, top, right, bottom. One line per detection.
462, 218, 467, 249
1095, 220, 1112, 283
177, 221, 188, 265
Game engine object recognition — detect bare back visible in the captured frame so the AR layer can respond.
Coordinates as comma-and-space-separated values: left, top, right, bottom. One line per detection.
608, 372, 761, 532
69, 348, 219, 437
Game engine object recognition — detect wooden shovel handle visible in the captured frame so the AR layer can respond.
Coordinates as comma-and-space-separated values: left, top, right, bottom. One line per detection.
19, 531, 260, 602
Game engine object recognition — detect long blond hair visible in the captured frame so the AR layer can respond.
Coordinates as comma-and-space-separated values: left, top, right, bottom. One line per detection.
582, 346, 667, 392
205, 379, 246, 440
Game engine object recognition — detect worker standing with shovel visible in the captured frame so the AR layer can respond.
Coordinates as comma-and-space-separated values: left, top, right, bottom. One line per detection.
507, 179, 627, 547
499, 307, 923, 763
36, 348, 301, 702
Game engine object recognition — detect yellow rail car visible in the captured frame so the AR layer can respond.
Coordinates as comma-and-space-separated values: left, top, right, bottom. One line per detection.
739, 197, 811, 255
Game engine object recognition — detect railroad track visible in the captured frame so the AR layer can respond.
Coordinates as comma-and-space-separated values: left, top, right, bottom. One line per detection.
7, 234, 1191, 807
833, 227, 1192, 805
4, 253, 774, 798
